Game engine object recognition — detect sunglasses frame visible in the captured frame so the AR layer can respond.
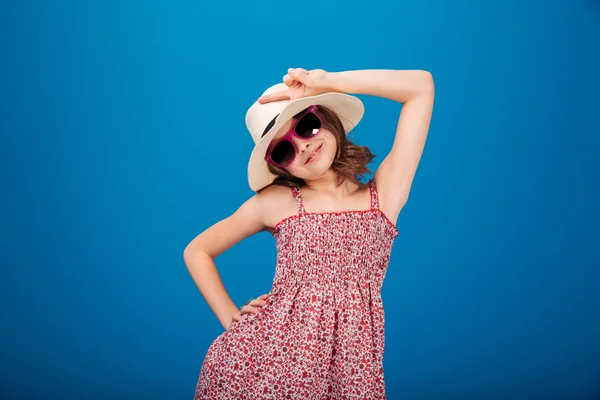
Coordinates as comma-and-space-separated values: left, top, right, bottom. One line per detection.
264, 105, 323, 168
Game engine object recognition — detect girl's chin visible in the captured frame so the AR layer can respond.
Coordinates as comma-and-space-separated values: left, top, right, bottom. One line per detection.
299, 160, 333, 177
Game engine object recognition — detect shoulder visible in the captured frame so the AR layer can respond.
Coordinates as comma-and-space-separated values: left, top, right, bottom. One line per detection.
256, 184, 299, 231
256, 183, 294, 206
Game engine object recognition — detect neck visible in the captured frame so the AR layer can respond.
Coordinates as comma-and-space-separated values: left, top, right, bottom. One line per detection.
303, 170, 360, 198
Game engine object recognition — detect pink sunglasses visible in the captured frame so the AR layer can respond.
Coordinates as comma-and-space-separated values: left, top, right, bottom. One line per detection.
264, 105, 323, 168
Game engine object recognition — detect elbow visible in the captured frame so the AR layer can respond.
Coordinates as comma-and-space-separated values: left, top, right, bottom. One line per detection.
183, 243, 214, 266
183, 246, 192, 265
418, 69, 433, 81
183, 244, 199, 266
419, 71, 434, 95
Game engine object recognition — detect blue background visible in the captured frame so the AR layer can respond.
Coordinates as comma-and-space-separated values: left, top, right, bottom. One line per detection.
1, 0, 599, 398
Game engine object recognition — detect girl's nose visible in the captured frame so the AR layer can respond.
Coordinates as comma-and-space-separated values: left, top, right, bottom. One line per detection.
293, 136, 310, 153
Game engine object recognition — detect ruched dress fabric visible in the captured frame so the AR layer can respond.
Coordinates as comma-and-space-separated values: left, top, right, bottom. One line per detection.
195, 178, 399, 399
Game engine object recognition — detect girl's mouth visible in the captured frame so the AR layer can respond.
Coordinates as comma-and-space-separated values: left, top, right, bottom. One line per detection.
306, 144, 322, 164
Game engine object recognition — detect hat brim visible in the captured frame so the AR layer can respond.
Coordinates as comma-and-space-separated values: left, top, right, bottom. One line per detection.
248, 92, 364, 192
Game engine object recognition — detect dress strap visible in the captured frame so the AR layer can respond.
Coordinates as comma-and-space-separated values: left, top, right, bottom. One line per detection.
290, 186, 306, 216
369, 178, 380, 210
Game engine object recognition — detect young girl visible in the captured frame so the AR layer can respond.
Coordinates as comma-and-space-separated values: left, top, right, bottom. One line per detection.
185, 68, 434, 399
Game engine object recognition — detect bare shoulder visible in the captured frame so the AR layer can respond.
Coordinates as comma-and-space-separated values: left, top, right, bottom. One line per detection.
183, 192, 264, 259
183, 184, 301, 260
256, 184, 299, 232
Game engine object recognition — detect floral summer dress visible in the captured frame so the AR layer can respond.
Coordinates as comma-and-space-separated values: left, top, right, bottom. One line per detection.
194, 178, 399, 399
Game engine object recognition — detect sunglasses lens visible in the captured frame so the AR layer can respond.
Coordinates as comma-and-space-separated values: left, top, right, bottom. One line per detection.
270, 140, 295, 166
295, 112, 321, 138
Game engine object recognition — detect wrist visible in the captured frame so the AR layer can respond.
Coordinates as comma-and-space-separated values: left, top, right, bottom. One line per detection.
326, 71, 355, 95
324, 71, 341, 93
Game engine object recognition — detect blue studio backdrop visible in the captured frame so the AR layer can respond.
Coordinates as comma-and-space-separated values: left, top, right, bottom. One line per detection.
1, 0, 599, 398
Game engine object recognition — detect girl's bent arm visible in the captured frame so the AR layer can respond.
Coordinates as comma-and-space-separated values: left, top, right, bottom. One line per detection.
183, 195, 266, 330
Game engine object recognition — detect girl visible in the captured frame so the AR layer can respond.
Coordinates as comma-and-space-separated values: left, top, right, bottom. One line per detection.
185, 68, 434, 399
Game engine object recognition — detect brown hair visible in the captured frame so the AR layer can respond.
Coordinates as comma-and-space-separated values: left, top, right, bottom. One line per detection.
259, 105, 375, 191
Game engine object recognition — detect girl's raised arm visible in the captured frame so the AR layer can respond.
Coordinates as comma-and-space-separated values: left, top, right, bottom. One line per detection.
326, 69, 435, 225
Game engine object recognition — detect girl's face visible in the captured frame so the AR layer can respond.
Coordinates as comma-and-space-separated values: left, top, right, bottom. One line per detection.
267, 115, 337, 180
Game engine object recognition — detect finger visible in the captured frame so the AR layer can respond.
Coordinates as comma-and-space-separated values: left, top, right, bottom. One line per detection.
288, 68, 308, 84
241, 305, 259, 314
258, 293, 270, 300
251, 303, 263, 311
232, 313, 242, 321
284, 77, 302, 88
283, 74, 293, 87
248, 295, 267, 307
289, 67, 307, 75
249, 299, 267, 307
258, 91, 290, 104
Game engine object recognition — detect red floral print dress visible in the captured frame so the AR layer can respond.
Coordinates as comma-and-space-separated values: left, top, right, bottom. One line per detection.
194, 178, 399, 399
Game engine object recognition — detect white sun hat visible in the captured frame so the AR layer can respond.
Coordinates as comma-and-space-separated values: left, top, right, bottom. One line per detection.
245, 82, 365, 192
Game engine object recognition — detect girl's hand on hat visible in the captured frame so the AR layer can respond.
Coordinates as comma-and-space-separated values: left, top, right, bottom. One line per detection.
258, 68, 332, 104
231, 293, 270, 323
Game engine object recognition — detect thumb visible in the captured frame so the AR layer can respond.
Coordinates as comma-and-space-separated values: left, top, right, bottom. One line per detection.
258, 89, 290, 104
